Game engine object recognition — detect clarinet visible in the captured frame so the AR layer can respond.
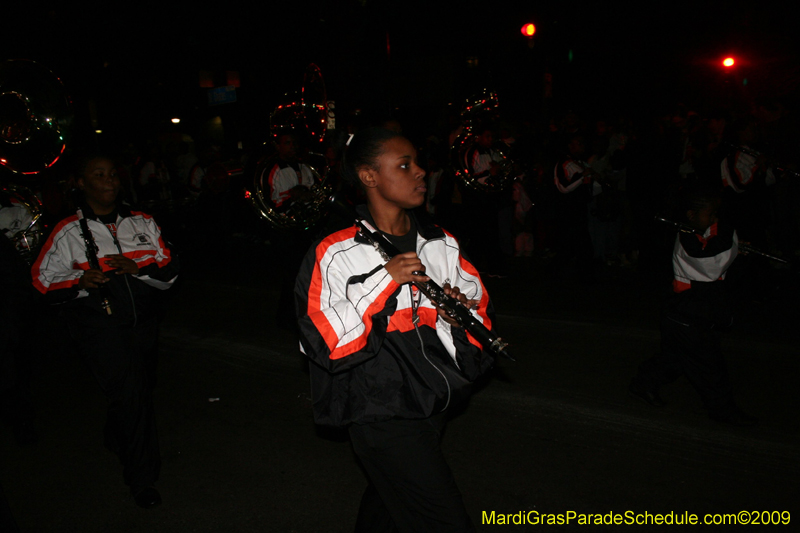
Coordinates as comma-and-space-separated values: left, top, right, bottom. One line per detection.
330, 195, 513, 361
77, 209, 113, 315
653, 215, 790, 265
724, 142, 800, 179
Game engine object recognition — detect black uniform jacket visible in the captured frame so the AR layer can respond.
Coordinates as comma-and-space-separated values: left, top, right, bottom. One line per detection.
295, 207, 495, 427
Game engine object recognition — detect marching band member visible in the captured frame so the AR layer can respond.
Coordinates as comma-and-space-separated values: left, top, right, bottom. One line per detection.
296, 128, 495, 531
720, 120, 776, 246
31, 154, 178, 508
263, 130, 316, 209
629, 184, 756, 426
551, 135, 594, 278
259, 130, 318, 330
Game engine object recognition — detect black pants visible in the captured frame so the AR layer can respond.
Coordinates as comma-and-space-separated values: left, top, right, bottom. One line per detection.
68, 319, 161, 493
551, 199, 593, 279
637, 306, 732, 410
0, 305, 35, 430
349, 414, 473, 533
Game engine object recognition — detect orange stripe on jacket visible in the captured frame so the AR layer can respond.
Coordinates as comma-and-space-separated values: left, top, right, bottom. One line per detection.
306, 227, 400, 361
672, 279, 691, 293
31, 214, 79, 294
130, 211, 173, 264
387, 307, 438, 332
329, 282, 397, 359
445, 229, 492, 348
307, 229, 357, 353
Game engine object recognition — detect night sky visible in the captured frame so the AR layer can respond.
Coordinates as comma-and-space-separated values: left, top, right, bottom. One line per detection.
6, 0, 799, 149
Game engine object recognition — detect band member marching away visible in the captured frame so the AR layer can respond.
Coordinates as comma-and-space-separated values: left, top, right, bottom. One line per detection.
629, 184, 757, 426
295, 128, 496, 531
31, 154, 179, 507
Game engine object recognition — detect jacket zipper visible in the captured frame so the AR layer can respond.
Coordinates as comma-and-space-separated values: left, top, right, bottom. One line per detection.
409, 284, 451, 412
99, 218, 138, 326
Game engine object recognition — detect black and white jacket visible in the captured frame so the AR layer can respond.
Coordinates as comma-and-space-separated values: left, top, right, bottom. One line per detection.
295, 207, 495, 427
31, 204, 178, 327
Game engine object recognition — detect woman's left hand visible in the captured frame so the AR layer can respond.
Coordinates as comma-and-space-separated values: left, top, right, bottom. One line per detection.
437, 283, 479, 327
104, 254, 140, 275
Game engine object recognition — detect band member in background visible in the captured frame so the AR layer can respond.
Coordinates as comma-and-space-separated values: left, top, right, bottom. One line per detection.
467, 126, 504, 186
296, 127, 496, 531
265, 131, 316, 209
551, 134, 594, 279
258, 130, 318, 330
31, 154, 178, 508
720, 119, 775, 247
629, 184, 757, 426
461, 125, 512, 277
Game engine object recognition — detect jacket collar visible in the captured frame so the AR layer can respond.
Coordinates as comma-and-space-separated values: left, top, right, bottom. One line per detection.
78, 201, 132, 221
353, 204, 444, 244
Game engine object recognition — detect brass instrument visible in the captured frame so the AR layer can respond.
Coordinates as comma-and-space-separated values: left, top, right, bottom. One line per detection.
0, 59, 71, 175
0, 184, 45, 265
569, 156, 620, 189
654, 215, 790, 265
450, 90, 517, 193
247, 157, 329, 230
0, 59, 71, 264
329, 194, 513, 361
245, 64, 330, 230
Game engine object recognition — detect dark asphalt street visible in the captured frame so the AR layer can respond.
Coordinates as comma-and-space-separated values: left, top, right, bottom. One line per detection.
3, 239, 799, 532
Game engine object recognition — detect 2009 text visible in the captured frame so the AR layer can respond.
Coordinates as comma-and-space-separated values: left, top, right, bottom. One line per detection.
481, 510, 791, 526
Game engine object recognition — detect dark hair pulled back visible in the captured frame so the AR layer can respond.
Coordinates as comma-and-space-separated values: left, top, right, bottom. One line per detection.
341, 127, 404, 188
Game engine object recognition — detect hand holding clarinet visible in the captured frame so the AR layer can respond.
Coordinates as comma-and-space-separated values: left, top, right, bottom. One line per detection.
331, 195, 513, 361
383, 253, 481, 328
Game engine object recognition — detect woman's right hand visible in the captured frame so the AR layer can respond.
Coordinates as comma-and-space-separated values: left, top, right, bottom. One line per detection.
79, 268, 109, 289
384, 252, 430, 285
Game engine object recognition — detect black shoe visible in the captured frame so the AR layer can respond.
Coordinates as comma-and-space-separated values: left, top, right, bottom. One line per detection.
628, 378, 665, 408
133, 487, 162, 509
709, 404, 758, 427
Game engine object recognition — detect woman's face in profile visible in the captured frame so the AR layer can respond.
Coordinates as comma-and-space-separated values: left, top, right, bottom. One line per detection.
369, 137, 426, 209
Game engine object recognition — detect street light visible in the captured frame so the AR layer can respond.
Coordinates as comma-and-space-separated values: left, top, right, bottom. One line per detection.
722, 57, 735, 68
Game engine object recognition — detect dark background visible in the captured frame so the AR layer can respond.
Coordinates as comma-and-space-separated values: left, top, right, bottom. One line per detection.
6, 0, 800, 151
4, 3, 800, 530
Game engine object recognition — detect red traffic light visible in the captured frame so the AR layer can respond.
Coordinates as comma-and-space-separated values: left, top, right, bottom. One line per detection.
521, 23, 536, 38
722, 57, 735, 68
